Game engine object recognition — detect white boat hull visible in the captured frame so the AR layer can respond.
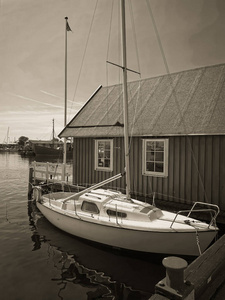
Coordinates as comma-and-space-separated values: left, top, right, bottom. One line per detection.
36, 201, 217, 256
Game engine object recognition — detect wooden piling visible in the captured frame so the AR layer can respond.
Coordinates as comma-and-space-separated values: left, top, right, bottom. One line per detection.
162, 257, 188, 292
28, 167, 33, 200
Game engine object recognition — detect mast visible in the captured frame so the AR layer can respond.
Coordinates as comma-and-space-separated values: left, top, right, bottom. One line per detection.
121, 0, 131, 199
63, 17, 68, 168
7, 127, 9, 144
52, 118, 55, 146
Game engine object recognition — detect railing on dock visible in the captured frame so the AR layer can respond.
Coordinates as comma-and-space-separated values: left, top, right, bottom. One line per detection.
31, 161, 73, 184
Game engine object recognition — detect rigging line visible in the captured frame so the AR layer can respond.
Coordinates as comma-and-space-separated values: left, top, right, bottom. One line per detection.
146, 0, 195, 138
146, 0, 209, 203
205, 66, 225, 126
106, 0, 114, 129
186, 136, 210, 203
127, 83, 140, 194
146, 0, 169, 73
128, 81, 140, 150
145, 1, 185, 131
146, 0, 187, 132
125, 1, 142, 156
69, 0, 99, 117
106, 0, 114, 63
128, 0, 141, 75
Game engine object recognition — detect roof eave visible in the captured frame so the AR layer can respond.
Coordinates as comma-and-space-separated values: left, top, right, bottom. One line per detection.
58, 85, 103, 138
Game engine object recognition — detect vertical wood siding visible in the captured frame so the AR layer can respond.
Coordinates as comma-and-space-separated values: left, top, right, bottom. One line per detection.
73, 135, 225, 210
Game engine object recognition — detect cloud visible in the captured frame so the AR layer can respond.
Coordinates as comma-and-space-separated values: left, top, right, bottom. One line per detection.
40, 90, 84, 106
8, 93, 64, 109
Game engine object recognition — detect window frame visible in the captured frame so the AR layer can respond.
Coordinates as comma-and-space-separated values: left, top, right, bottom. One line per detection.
106, 209, 127, 219
81, 201, 100, 214
95, 139, 113, 172
142, 139, 169, 177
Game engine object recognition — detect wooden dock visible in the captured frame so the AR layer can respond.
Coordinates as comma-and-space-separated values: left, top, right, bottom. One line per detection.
28, 161, 80, 198
31, 161, 73, 183
150, 234, 225, 299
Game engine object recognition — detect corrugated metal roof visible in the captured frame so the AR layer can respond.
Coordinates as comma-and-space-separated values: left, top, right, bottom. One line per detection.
60, 64, 225, 138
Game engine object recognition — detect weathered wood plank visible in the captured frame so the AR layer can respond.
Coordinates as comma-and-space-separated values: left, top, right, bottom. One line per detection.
179, 136, 186, 202
204, 136, 213, 203
219, 137, 225, 210
212, 136, 220, 206
186, 137, 192, 202
192, 136, 199, 202
174, 136, 180, 201
199, 136, 206, 202
168, 136, 175, 201
184, 234, 225, 300
31, 161, 72, 183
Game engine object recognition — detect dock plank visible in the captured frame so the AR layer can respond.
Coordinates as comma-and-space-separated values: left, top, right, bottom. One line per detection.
184, 235, 225, 300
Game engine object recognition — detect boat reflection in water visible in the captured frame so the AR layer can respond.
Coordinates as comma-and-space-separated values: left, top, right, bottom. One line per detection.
28, 203, 166, 300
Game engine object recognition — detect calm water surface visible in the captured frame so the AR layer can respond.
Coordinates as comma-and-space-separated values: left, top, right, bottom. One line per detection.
0, 152, 166, 300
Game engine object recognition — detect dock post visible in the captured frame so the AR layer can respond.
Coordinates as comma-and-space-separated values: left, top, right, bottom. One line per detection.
46, 162, 49, 184
155, 256, 194, 299
28, 167, 33, 200
61, 163, 66, 191
33, 161, 36, 183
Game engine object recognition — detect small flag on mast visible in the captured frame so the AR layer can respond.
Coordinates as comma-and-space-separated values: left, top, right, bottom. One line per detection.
65, 17, 72, 32
66, 20, 72, 32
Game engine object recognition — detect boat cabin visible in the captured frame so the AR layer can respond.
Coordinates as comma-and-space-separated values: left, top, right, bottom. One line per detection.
41, 188, 163, 224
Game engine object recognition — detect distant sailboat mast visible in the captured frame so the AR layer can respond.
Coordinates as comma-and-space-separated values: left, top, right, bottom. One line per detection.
52, 118, 55, 146
6, 127, 10, 144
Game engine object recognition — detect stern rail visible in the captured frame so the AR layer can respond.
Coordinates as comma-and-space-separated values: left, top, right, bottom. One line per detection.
170, 202, 220, 228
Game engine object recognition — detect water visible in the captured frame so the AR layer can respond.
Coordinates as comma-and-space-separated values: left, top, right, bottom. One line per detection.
0, 152, 166, 300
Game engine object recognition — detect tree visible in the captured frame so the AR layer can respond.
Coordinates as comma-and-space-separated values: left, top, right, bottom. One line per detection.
18, 136, 29, 146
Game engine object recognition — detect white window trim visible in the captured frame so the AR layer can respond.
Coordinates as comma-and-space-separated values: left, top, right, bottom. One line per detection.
95, 139, 113, 172
142, 139, 169, 177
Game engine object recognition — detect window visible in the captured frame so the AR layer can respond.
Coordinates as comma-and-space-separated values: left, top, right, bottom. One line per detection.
95, 139, 113, 171
81, 201, 99, 214
107, 209, 127, 218
142, 139, 168, 177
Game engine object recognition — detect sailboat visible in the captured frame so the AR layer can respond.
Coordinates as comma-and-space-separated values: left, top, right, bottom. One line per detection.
0, 127, 18, 152
33, 1, 219, 256
32, 119, 73, 158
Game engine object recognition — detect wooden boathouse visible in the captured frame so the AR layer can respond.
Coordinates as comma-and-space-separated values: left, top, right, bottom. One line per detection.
59, 64, 225, 217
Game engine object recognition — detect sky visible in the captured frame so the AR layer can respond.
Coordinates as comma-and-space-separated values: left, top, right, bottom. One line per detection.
1, 0, 225, 142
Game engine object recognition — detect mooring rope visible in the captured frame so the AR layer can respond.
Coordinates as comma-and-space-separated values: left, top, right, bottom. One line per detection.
194, 227, 202, 255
